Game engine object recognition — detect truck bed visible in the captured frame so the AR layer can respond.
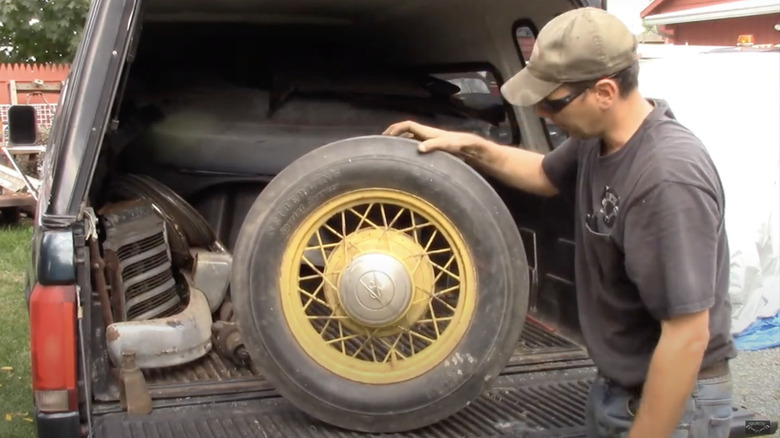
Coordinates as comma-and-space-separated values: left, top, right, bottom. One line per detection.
89, 319, 774, 437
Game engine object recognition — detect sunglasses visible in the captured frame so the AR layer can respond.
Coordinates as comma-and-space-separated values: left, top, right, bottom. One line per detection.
537, 69, 626, 114
537, 87, 589, 114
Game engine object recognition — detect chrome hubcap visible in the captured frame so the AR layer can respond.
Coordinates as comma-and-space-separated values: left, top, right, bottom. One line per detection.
338, 253, 412, 327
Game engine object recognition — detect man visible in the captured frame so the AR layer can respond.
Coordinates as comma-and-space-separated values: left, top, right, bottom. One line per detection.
383, 7, 736, 438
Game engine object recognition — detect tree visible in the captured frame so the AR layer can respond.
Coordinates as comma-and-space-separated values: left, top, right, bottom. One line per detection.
0, 0, 91, 63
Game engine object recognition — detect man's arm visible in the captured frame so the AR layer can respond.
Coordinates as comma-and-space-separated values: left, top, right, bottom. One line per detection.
383, 120, 558, 197
628, 310, 710, 438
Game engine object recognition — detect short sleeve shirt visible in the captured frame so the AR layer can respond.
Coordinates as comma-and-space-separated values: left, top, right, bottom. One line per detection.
541, 99, 737, 387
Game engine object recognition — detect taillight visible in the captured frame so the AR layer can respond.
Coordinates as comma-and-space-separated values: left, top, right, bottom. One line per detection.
29, 284, 78, 413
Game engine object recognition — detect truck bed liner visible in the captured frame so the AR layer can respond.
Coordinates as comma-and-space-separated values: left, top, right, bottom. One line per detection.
91, 319, 776, 437
93, 367, 597, 438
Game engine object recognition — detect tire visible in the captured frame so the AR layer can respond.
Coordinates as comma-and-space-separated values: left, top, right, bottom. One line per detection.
232, 135, 529, 433
108, 173, 218, 254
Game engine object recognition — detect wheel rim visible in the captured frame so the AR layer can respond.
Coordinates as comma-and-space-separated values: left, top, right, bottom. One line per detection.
280, 189, 476, 384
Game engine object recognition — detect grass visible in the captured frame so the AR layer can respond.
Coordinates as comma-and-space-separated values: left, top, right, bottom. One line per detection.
0, 222, 35, 438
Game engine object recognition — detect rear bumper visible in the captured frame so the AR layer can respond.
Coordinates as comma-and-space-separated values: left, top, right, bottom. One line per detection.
35, 409, 80, 438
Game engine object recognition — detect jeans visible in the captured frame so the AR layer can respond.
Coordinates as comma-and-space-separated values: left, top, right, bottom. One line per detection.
585, 370, 734, 438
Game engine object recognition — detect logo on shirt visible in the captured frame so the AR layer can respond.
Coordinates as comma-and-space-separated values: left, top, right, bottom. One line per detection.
600, 186, 620, 228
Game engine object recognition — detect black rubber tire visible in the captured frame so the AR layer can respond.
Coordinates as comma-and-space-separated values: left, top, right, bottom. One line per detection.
232, 135, 529, 433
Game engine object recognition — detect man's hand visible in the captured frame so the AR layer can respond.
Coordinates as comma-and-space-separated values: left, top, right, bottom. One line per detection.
628, 309, 710, 438
382, 120, 558, 197
382, 120, 486, 157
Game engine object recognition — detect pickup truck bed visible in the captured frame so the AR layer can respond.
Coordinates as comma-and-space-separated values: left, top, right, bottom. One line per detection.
89, 320, 771, 437
93, 321, 596, 437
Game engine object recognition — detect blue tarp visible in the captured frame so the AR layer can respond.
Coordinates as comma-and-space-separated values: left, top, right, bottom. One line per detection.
733, 311, 780, 351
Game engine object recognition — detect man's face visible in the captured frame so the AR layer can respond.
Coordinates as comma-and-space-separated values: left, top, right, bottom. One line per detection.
535, 83, 606, 139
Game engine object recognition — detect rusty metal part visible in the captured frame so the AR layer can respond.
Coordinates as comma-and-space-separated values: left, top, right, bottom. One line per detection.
105, 278, 213, 369
218, 297, 234, 322
211, 321, 249, 368
103, 251, 125, 321
99, 199, 181, 321
118, 352, 152, 415
88, 237, 114, 326
189, 248, 231, 313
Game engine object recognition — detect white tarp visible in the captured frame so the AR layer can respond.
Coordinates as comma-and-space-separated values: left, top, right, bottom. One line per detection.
636, 44, 780, 334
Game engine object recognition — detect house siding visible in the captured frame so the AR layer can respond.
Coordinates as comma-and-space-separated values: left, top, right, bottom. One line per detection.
663, 14, 780, 45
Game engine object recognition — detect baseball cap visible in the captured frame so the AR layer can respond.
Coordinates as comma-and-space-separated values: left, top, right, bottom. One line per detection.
501, 7, 638, 106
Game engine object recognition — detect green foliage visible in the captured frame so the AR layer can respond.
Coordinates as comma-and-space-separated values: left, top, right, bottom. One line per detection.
0, 0, 91, 63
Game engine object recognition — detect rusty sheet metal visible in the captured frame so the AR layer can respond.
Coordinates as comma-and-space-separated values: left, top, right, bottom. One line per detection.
105, 285, 213, 369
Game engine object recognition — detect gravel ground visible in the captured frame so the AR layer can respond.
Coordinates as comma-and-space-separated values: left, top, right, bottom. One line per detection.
731, 347, 780, 437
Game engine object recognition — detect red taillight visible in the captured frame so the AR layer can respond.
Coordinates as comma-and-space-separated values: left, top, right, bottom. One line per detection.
29, 284, 78, 412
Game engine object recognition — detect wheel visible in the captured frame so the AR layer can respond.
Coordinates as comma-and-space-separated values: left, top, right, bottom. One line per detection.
232, 135, 529, 433
108, 174, 220, 267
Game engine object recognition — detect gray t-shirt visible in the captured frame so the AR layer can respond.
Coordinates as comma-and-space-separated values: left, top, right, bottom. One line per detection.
542, 99, 737, 387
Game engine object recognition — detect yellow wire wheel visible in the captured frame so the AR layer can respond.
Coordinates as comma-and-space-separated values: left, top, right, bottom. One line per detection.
232, 136, 529, 433
280, 189, 476, 384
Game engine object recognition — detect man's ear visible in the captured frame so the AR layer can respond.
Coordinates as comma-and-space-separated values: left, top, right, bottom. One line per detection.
593, 78, 619, 108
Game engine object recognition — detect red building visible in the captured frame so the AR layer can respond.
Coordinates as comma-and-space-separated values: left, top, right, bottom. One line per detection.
641, 0, 780, 46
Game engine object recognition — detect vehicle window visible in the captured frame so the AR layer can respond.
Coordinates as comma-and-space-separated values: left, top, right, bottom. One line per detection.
515, 25, 569, 149
431, 70, 512, 145
516, 26, 535, 65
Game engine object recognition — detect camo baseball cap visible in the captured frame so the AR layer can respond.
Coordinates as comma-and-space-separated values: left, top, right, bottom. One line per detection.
501, 7, 638, 106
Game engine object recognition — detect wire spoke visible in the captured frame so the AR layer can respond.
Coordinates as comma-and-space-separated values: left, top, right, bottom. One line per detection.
380, 204, 389, 228
307, 314, 350, 320
401, 325, 438, 344
379, 333, 406, 363
313, 230, 335, 264
434, 284, 460, 297
341, 211, 349, 258
301, 281, 325, 311
411, 229, 439, 275
325, 333, 363, 345
428, 301, 441, 339
319, 316, 333, 336
338, 321, 347, 354
369, 338, 378, 362
301, 255, 339, 291
298, 287, 330, 309
349, 204, 382, 230
416, 316, 454, 325
351, 328, 379, 358
433, 295, 458, 313
387, 207, 406, 228
398, 220, 433, 239
322, 223, 344, 240
430, 255, 460, 282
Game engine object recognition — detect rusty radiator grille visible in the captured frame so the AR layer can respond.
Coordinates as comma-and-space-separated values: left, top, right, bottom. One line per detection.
127, 285, 180, 321
121, 250, 169, 279
125, 269, 173, 300
115, 231, 167, 260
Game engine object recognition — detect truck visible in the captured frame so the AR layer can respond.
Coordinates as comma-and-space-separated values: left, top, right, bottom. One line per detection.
6, 0, 778, 436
